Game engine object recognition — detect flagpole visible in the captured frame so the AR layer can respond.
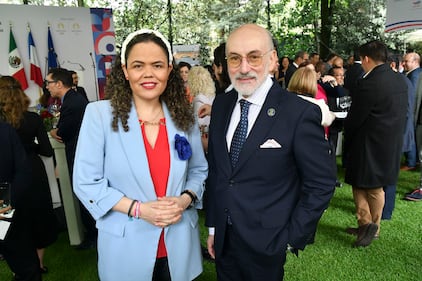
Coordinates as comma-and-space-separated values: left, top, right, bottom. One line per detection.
44, 57, 48, 77
89, 52, 99, 101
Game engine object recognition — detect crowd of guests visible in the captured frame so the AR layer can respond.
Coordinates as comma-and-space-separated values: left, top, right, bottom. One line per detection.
0, 23, 421, 281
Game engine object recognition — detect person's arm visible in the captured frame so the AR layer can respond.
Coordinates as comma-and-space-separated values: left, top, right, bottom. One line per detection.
0, 203, 12, 218
49, 128, 63, 143
198, 104, 212, 118
179, 118, 208, 208
288, 104, 336, 250
72, 103, 124, 220
35, 114, 54, 157
315, 99, 336, 127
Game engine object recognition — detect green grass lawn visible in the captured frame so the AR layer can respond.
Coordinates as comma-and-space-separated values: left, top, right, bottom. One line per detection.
1, 162, 421, 281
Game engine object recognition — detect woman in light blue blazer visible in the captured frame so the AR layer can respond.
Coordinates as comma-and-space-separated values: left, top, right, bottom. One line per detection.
73, 29, 208, 281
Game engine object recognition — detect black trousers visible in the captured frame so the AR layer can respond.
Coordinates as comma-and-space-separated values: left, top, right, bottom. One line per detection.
152, 257, 171, 281
216, 225, 286, 281
0, 222, 41, 281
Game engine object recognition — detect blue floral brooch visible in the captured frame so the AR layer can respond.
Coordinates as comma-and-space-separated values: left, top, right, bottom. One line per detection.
175, 134, 192, 160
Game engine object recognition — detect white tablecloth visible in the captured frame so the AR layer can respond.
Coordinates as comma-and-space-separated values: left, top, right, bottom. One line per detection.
40, 155, 62, 208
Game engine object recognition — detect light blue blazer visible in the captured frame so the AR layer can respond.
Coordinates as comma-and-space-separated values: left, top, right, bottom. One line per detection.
73, 100, 208, 281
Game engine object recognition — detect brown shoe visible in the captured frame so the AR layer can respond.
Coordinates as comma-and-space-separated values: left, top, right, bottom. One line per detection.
346, 226, 379, 238
345, 227, 359, 235
353, 223, 378, 247
400, 166, 416, 171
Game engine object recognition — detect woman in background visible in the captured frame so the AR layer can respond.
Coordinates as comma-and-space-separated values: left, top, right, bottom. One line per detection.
189, 65, 216, 152
0, 121, 42, 281
178, 61, 193, 103
0, 76, 58, 276
278, 56, 290, 88
288, 67, 335, 131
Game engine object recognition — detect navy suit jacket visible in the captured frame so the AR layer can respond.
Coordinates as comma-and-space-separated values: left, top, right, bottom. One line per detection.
344, 62, 364, 97
74, 86, 89, 101
206, 81, 336, 257
57, 89, 88, 173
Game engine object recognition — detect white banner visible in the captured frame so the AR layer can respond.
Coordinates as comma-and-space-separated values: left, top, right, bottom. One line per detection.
0, 4, 97, 104
385, 0, 422, 32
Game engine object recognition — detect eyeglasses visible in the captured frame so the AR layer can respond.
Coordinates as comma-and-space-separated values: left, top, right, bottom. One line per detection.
226, 50, 273, 68
44, 80, 57, 86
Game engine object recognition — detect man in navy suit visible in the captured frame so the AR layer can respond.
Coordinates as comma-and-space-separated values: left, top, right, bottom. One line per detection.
344, 49, 364, 97
284, 50, 308, 87
47, 68, 88, 176
70, 70, 89, 102
205, 24, 336, 281
46, 68, 95, 249
400, 52, 421, 171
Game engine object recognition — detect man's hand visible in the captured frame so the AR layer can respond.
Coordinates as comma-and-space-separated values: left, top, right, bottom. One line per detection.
198, 104, 212, 118
207, 235, 216, 259
0, 205, 12, 219
49, 128, 63, 143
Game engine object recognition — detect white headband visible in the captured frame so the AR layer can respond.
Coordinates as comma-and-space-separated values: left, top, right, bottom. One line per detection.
120, 29, 173, 65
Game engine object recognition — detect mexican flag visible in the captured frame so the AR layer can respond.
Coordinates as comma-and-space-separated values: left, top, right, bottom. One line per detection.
9, 29, 28, 90
28, 30, 44, 88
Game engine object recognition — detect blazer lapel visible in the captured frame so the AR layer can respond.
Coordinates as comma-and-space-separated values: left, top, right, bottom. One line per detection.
119, 103, 156, 199
233, 83, 283, 173
162, 103, 187, 196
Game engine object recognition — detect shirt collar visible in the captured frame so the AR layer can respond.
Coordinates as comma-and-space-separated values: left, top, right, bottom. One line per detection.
237, 76, 273, 107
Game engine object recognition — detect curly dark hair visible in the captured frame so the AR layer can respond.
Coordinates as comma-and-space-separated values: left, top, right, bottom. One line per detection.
0, 76, 30, 128
106, 32, 194, 132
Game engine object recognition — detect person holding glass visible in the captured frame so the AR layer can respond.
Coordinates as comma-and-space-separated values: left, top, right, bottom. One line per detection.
72, 29, 208, 281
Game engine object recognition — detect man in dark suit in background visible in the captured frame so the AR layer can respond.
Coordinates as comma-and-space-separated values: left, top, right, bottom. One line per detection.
284, 50, 308, 87
70, 70, 89, 102
205, 24, 336, 281
344, 49, 364, 97
46, 68, 95, 250
400, 52, 421, 171
343, 41, 407, 247
0, 121, 42, 281
47, 68, 88, 176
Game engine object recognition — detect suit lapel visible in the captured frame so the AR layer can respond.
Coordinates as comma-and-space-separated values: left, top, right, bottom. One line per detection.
215, 92, 238, 176
233, 84, 283, 173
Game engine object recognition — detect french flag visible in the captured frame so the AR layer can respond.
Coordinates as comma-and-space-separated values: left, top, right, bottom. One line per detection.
28, 29, 43, 88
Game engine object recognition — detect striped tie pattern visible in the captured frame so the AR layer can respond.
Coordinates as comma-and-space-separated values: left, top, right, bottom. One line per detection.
230, 99, 251, 167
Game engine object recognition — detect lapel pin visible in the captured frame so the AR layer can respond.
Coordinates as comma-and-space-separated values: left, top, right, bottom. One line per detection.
267, 108, 276, 117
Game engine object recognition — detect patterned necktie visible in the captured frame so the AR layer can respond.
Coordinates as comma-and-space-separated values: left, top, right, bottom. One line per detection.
230, 99, 251, 167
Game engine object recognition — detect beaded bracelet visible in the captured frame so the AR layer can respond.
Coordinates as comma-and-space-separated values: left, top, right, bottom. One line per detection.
134, 201, 141, 219
127, 199, 137, 219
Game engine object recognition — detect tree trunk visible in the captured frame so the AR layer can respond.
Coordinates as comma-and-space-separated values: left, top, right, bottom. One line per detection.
320, 0, 335, 60
78, 0, 85, 7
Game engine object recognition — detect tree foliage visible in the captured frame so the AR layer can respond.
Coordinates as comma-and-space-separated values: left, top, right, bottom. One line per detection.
18, 0, 419, 63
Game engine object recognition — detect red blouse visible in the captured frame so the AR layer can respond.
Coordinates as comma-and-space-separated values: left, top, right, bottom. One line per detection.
141, 118, 170, 258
